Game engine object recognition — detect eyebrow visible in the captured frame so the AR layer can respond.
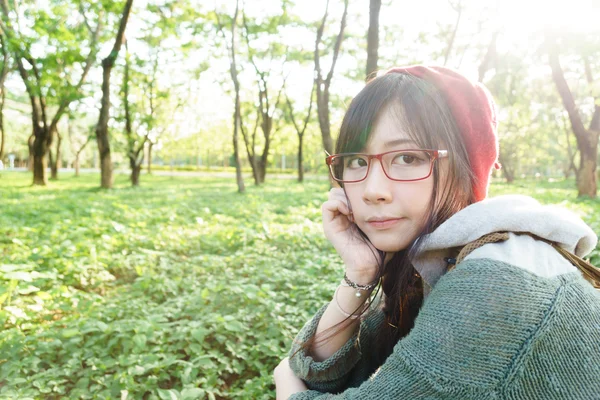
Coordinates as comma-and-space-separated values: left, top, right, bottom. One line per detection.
359, 137, 420, 153
383, 138, 418, 147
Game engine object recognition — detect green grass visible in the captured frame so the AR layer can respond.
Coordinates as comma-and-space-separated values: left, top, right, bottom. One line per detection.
0, 172, 599, 399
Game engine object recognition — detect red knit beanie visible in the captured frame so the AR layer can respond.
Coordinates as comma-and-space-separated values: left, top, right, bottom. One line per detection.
386, 65, 500, 202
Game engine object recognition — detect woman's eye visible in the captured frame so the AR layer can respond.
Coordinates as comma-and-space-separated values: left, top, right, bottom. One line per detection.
392, 153, 423, 165
346, 157, 367, 168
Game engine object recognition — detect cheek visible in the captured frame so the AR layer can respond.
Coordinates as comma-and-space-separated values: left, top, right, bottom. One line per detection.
343, 189, 362, 212
399, 180, 434, 219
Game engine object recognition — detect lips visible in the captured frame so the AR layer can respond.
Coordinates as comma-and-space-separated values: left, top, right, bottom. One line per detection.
366, 217, 404, 229
366, 216, 402, 222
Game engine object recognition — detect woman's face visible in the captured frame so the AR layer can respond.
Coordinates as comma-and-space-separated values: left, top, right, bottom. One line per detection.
344, 110, 443, 253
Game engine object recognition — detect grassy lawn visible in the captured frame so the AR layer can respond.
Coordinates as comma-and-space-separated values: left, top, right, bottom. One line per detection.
1, 171, 599, 399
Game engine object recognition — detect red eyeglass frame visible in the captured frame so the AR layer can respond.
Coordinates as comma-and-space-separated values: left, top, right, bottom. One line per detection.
325, 149, 448, 183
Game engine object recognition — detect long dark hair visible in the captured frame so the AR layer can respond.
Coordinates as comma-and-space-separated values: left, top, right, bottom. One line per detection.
292, 72, 475, 368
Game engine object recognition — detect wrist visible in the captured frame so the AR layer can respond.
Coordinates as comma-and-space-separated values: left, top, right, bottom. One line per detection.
344, 270, 379, 287
334, 285, 371, 318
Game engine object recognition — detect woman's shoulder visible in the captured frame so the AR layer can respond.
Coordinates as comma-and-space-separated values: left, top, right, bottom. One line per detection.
396, 255, 600, 392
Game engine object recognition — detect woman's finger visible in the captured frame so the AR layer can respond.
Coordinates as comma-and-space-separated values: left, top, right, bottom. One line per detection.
322, 199, 351, 223
322, 199, 350, 216
329, 189, 352, 210
328, 188, 348, 203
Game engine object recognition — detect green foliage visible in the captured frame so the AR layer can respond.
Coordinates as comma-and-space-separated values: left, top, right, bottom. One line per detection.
2, 0, 106, 106
1, 172, 599, 398
0, 172, 335, 399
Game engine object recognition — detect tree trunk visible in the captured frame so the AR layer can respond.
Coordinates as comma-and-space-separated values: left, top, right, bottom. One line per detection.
547, 35, 598, 197
0, 81, 4, 161
48, 148, 55, 178
71, 130, 91, 178
576, 107, 599, 196
0, 109, 4, 160
130, 156, 141, 186
50, 128, 62, 180
223, 0, 245, 193
99, 147, 113, 188
317, 93, 334, 155
257, 160, 266, 184
27, 133, 34, 171
233, 95, 246, 192
241, 127, 259, 184
132, 165, 141, 186
32, 128, 48, 185
0, 35, 7, 161
240, 112, 260, 185
122, 41, 144, 188
286, 83, 314, 184
94, 0, 133, 189
314, 0, 348, 156
254, 110, 273, 185
96, 61, 114, 189
577, 143, 598, 196
32, 155, 47, 185
25, 96, 50, 185
258, 117, 271, 183
498, 152, 514, 183
74, 156, 80, 177
147, 141, 153, 174
366, 0, 381, 80
56, 132, 62, 170
246, 156, 259, 185
32, 124, 49, 185
561, 113, 577, 180
298, 133, 304, 182
503, 168, 515, 184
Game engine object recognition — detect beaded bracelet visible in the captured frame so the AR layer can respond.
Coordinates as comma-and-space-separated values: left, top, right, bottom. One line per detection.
342, 272, 380, 298
333, 285, 370, 319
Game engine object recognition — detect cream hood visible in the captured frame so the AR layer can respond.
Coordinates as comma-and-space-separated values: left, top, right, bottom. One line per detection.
412, 194, 598, 290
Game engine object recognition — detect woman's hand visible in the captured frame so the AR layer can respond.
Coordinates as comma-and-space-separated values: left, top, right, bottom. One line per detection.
322, 188, 381, 284
274, 357, 308, 399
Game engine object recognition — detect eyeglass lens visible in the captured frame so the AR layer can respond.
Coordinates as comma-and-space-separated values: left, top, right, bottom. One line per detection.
332, 150, 433, 182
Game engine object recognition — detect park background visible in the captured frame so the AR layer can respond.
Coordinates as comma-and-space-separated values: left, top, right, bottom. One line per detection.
1, 0, 599, 398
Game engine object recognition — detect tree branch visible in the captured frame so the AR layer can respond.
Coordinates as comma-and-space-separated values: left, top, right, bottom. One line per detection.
325, 0, 348, 86
443, 0, 462, 66
103, 0, 133, 69
286, 81, 315, 138
314, 0, 330, 85
546, 34, 587, 143
79, 2, 93, 33
478, 31, 498, 82
52, 11, 103, 127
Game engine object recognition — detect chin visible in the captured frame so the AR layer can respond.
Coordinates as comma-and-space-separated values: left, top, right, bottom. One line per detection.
369, 237, 411, 253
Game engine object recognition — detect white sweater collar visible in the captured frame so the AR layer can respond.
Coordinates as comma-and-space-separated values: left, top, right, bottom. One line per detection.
412, 194, 598, 289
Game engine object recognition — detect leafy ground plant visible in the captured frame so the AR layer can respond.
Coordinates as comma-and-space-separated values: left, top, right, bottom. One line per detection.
0, 172, 598, 399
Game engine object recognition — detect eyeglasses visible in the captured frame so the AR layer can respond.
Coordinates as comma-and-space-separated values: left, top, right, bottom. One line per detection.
325, 149, 448, 183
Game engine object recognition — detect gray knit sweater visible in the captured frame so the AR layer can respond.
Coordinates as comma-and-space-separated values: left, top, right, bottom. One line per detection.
287, 195, 600, 399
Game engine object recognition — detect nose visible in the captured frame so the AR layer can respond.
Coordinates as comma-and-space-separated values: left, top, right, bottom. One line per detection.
362, 158, 392, 204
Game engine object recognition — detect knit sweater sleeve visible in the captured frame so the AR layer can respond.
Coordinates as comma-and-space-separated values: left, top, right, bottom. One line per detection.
287, 293, 385, 393
287, 258, 572, 400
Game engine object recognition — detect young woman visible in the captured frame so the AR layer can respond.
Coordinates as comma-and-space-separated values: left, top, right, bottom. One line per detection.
273, 66, 600, 399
